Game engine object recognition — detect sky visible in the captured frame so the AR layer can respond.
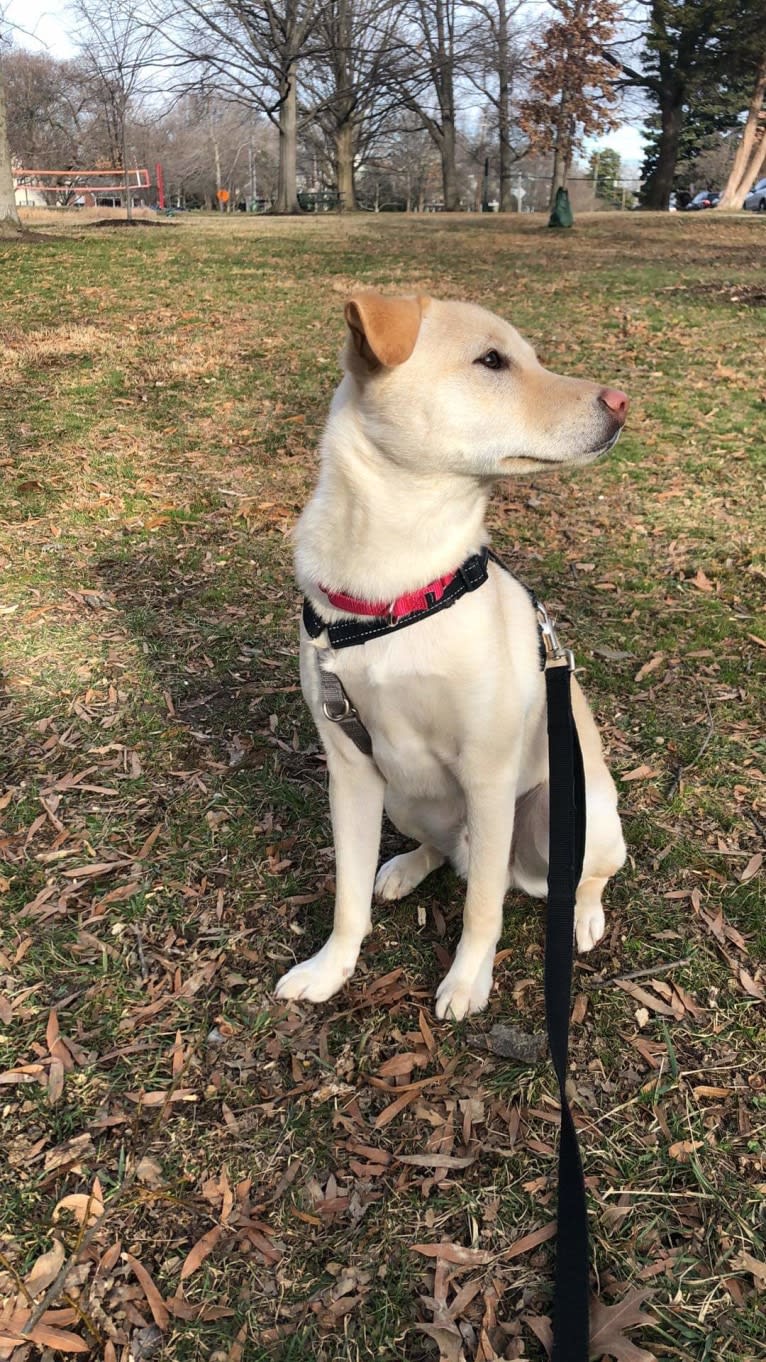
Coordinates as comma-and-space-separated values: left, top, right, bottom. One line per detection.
3, 0, 647, 170
3, 0, 76, 58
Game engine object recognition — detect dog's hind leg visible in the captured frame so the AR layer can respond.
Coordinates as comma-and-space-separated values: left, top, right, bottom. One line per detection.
375, 844, 446, 900
574, 803, 625, 952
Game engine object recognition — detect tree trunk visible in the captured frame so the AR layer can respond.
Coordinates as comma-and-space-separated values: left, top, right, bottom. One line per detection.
335, 120, 356, 211
497, 0, 512, 212
717, 50, 766, 210
548, 93, 570, 210
0, 63, 21, 234
212, 131, 222, 209
440, 117, 459, 210
642, 91, 684, 209
275, 62, 301, 214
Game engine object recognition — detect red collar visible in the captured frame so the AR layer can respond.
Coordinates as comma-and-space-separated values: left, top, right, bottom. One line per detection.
321, 567, 459, 622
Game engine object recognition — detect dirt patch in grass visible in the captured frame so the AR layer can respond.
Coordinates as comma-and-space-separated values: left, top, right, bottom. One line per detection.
86, 218, 180, 230
664, 280, 766, 307
0, 213, 764, 1362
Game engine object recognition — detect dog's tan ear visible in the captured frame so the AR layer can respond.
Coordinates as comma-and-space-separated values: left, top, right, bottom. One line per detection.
344, 292, 424, 370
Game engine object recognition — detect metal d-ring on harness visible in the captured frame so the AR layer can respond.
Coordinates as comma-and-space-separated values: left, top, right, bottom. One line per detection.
305, 557, 590, 1362
320, 669, 373, 757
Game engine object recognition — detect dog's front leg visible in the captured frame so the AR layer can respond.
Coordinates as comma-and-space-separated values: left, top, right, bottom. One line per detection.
275, 752, 385, 1003
436, 772, 517, 1021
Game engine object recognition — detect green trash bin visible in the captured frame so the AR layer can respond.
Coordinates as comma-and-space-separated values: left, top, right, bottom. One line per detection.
549, 187, 574, 228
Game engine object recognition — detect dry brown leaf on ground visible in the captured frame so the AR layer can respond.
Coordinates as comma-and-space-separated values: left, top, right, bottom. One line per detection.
571, 993, 588, 1025
412, 1243, 494, 1266
418, 1257, 468, 1362
731, 1250, 766, 1288
613, 981, 677, 1018
53, 1188, 105, 1227
739, 851, 762, 883
227, 1323, 248, 1361
0, 1066, 44, 1086
0, 1307, 90, 1356
523, 1314, 553, 1358
589, 1287, 658, 1361
620, 765, 661, 783
124, 1252, 170, 1330
419, 1321, 466, 1362
23, 1239, 65, 1297
738, 968, 766, 1001
179, 1224, 224, 1281
668, 1138, 705, 1160
634, 653, 664, 683
48, 1056, 65, 1105
501, 1221, 557, 1261
396, 1153, 476, 1170
373, 1090, 416, 1128
690, 568, 714, 592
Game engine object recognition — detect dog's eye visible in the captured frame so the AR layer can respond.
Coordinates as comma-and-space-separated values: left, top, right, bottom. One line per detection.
475, 349, 506, 371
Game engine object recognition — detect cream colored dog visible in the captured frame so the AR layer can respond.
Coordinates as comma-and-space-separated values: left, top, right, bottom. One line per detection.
276, 292, 628, 1020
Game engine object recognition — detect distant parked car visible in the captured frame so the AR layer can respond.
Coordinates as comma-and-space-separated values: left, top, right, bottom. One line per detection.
685, 190, 720, 211
743, 178, 766, 211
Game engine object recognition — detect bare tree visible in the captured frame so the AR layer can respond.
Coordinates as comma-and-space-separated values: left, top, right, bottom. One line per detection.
395, 0, 466, 210
72, 0, 157, 220
464, 0, 528, 210
0, 54, 21, 231
150, 0, 324, 213
302, 0, 406, 210
356, 109, 437, 209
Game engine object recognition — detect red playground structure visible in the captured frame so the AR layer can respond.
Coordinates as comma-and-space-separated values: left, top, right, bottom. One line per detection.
14, 164, 165, 209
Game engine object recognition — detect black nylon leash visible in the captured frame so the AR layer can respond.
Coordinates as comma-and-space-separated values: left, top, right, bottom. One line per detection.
545, 659, 589, 1361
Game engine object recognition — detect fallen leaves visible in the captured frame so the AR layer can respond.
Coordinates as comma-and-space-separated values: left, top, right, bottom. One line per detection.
412, 1243, 494, 1267
53, 1186, 105, 1227
620, 764, 662, 783
124, 1254, 169, 1331
588, 1288, 658, 1362
739, 851, 762, 883
634, 653, 665, 683
690, 568, 714, 592
179, 1225, 224, 1282
524, 1288, 659, 1362
731, 1251, 766, 1289
23, 1240, 66, 1297
45, 1134, 96, 1176
0, 1309, 90, 1357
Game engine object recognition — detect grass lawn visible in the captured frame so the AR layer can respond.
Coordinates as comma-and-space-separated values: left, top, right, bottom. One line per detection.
0, 210, 764, 1362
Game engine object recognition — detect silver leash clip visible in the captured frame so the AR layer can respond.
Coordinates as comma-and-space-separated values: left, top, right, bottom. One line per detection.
537, 603, 575, 672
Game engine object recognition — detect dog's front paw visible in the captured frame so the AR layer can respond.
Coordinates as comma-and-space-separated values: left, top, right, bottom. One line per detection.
435, 956, 493, 1021
275, 937, 358, 1003
575, 903, 605, 953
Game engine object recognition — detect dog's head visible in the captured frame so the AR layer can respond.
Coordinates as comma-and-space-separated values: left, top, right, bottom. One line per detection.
342, 291, 628, 476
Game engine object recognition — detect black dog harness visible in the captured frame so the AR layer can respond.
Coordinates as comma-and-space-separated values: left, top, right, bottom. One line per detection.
303, 551, 590, 1362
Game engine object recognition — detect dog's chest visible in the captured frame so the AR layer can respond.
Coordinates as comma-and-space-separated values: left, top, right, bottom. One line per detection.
344, 665, 464, 795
